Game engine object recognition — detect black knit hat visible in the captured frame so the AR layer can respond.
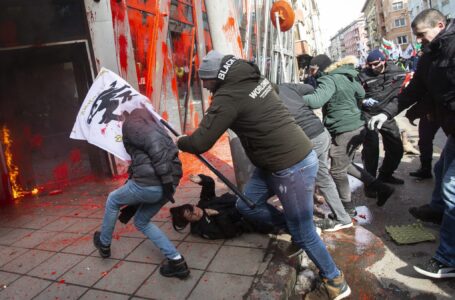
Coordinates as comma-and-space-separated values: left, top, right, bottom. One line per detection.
310, 54, 332, 72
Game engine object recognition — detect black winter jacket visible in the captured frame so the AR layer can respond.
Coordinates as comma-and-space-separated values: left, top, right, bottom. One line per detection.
358, 63, 407, 115
122, 108, 182, 186
382, 19, 455, 136
178, 56, 312, 172
277, 83, 325, 139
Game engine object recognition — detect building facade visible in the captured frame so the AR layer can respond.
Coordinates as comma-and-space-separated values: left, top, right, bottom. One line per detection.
294, 0, 325, 56
382, 0, 413, 49
362, 0, 387, 49
328, 16, 368, 61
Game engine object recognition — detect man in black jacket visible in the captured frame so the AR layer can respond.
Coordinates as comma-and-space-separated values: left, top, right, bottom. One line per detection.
93, 108, 189, 279
369, 9, 455, 278
278, 83, 353, 232
177, 50, 351, 300
359, 49, 406, 195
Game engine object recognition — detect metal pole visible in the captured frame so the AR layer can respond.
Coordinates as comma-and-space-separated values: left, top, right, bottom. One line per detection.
275, 12, 288, 83
261, 0, 270, 74
160, 119, 256, 209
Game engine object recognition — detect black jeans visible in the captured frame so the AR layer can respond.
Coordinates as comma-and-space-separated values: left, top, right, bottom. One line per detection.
418, 116, 441, 168
362, 117, 403, 177
329, 127, 376, 204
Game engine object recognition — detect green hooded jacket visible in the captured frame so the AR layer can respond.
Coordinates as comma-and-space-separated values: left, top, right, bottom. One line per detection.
304, 56, 366, 135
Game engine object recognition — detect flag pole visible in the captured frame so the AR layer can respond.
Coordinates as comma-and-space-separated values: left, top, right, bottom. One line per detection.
160, 119, 256, 209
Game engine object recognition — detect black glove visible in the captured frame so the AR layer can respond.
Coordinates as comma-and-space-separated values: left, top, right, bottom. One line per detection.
162, 182, 175, 203
118, 205, 139, 224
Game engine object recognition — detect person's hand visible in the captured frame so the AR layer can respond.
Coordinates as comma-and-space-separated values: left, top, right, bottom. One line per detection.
162, 182, 175, 203
368, 113, 388, 130
362, 98, 379, 107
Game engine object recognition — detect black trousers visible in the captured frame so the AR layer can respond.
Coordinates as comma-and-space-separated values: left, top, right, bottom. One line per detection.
418, 116, 440, 168
362, 117, 403, 177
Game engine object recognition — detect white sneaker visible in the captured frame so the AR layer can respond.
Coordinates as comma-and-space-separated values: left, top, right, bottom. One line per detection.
315, 219, 353, 232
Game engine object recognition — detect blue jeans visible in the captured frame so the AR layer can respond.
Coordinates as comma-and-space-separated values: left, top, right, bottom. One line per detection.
100, 180, 180, 260
236, 151, 340, 279
431, 135, 455, 266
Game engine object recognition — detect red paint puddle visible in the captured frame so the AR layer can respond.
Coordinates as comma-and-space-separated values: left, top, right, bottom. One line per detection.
58, 279, 65, 284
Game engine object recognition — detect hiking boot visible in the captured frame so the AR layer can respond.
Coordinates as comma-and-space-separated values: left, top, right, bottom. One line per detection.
315, 219, 353, 232
409, 204, 443, 224
160, 256, 190, 279
414, 258, 455, 279
305, 271, 351, 300
409, 168, 432, 179
378, 174, 405, 185
368, 180, 395, 207
93, 231, 111, 258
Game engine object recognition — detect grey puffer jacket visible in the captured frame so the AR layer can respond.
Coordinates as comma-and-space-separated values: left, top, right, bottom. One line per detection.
122, 108, 182, 187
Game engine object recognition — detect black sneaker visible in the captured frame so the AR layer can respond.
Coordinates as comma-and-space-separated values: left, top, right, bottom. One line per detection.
93, 231, 111, 258
305, 271, 351, 300
364, 186, 376, 198
409, 168, 432, 179
378, 174, 404, 185
328, 209, 357, 220
409, 204, 443, 225
315, 219, 353, 232
368, 180, 395, 207
414, 258, 455, 279
160, 256, 190, 279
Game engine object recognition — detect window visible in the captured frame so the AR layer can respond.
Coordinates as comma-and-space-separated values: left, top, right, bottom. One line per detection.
397, 35, 408, 44
392, 1, 404, 11
394, 18, 406, 27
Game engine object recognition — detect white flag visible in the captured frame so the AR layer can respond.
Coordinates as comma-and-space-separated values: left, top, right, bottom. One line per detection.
401, 43, 414, 59
70, 68, 164, 161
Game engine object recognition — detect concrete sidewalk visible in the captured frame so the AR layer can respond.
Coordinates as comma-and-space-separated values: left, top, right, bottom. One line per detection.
0, 177, 273, 300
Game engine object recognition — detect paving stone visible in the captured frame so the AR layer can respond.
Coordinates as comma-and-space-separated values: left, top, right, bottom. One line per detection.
79, 289, 129, 300
61, 233, 96, 256
36, 232, 84, 252
45, 206, 79, 217
208, 246, 265, 276
225, 233, 271, 249
159, 221, 189, 241
2, 214, 37, 228
177, 242, 220, 270
114, 223, 148, 238
125, 240, 164, 264
136, 268, 203, 299
0, 271, 20, 287
0, 246, 29, 267
94, 261, 155, 294
64, 218, 100, 234
33, 282, 87, 300
188, 272, 254, 300
62, 256, 119, 287
0, 227, 13, 238
86, 209, 105, 219
98, 236, 144, 260
12, 230, 56, 248
2, 249, 54, 274
0, 228, 34, 246
21, 215, 60, 230
151, 206, 172, 222
0, 275, 51, 300
41, 216, 81, 232
29, 253, 84, 280
184, 233, 224, 244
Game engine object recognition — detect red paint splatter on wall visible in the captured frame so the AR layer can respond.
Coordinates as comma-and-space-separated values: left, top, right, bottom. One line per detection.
171, 78, 178, 97
30, 134, 43, 149
53, 163, 69, 182
118, 34, 128, 75
162, 111, 169, 121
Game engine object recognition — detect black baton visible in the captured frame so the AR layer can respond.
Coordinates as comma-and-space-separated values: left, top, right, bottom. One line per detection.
160, 119, 256, 209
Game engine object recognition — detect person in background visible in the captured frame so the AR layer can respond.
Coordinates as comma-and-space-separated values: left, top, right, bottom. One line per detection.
358, 49, 406, 199
369, 9, 455, 278
277, 81, 353, 232
302, 55, 395, 215
177, 50, 351, 300
93, 108, 189, 279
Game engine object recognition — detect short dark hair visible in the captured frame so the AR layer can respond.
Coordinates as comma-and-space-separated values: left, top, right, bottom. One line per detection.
170, 204, 194, 231
412, 9, 447, 28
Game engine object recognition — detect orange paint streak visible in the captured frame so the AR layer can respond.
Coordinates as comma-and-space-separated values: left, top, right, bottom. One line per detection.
162, 111, 169, 121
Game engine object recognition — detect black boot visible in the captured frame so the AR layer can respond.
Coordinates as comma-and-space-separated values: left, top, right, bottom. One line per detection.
377, 173, 404, 185
93, 231, 111, 258
409, 204, 443, 224
367, 180, 395, 207
160, 256, 190, 279
409, 167, 432, 179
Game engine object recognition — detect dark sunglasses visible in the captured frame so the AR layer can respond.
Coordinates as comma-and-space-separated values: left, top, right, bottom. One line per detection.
368, 61, 382, 67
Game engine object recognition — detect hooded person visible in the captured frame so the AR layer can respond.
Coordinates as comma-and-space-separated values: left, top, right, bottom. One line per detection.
302, 55, 395, 213
177, 50, 351, 300
358, 49, 406, 195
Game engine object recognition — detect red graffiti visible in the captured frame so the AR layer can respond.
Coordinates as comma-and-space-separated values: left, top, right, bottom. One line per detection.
162, 111, 169, 121
118, 34, 128, 75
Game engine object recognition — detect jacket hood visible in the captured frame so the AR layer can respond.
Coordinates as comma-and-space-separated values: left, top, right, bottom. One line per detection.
214, 55, 261, 91
325, 56, 359, 76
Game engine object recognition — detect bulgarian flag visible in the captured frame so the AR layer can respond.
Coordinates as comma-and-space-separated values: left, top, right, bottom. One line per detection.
381, 38, 394, 59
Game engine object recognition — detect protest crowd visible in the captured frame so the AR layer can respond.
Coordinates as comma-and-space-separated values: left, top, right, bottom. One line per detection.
86, 8, 454, 300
